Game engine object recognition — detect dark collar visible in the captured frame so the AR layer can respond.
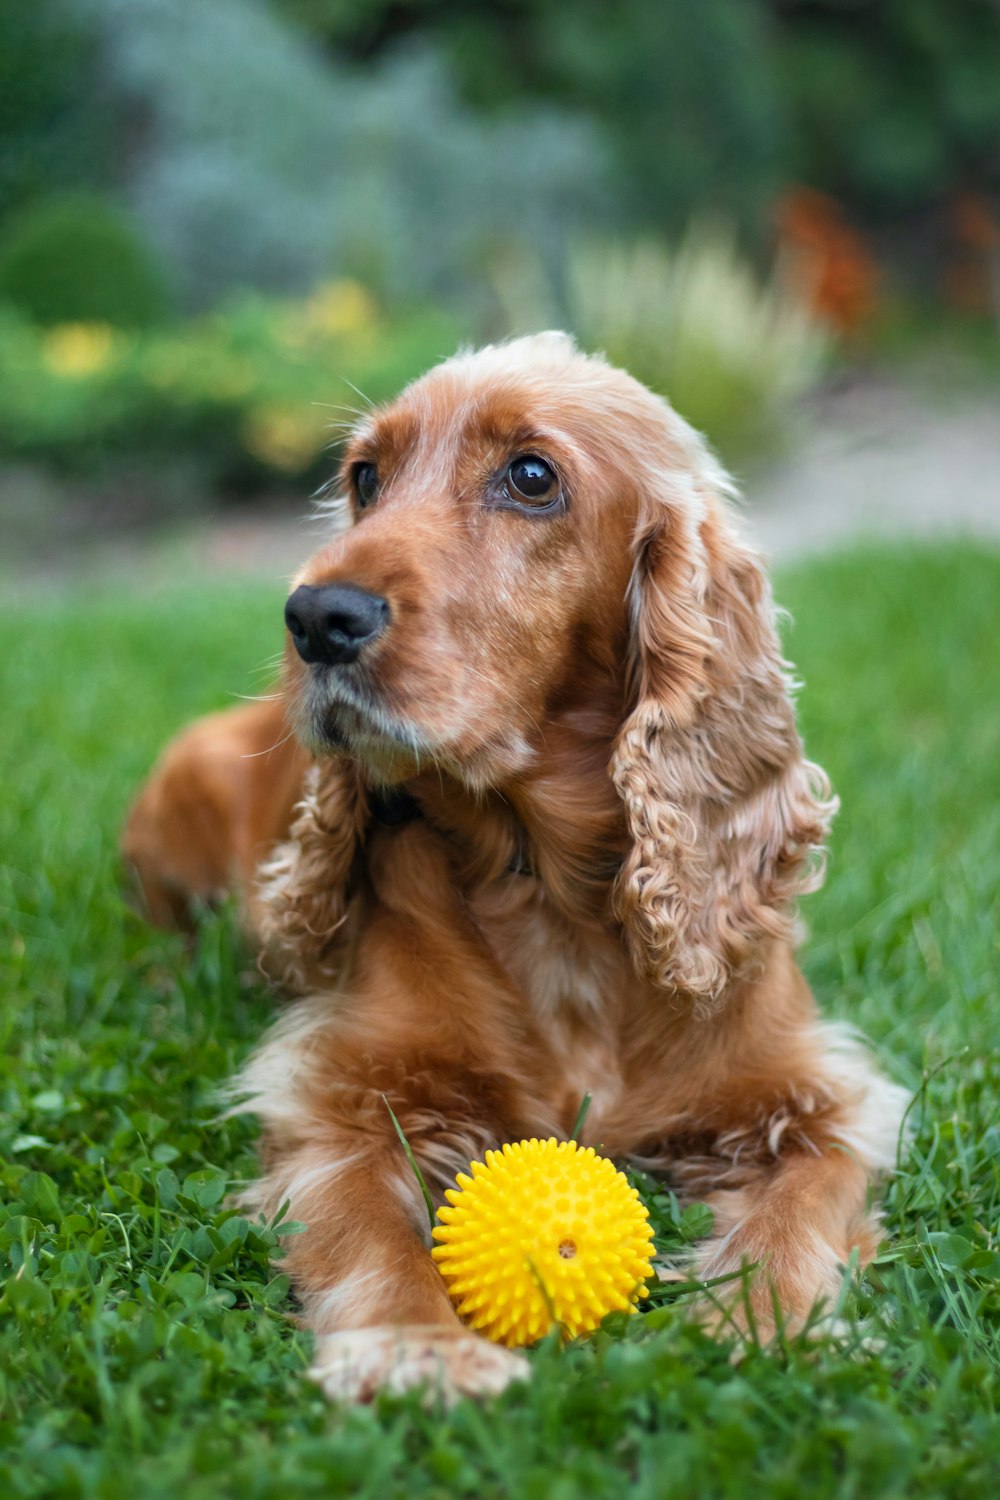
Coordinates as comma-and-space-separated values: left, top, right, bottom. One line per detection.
367, 787, 533, 877
368, 787, 423, 828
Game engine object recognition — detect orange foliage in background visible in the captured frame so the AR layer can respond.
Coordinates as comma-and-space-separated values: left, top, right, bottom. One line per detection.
943, 192, 1000, 319
776, 187, 879, 336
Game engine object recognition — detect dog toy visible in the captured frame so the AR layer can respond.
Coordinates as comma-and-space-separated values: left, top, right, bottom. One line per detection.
431, 1137, 654, 1348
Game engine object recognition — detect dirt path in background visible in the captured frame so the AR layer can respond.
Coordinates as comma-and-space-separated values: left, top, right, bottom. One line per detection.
5, 377, 999, 588
750, 376, 1000, 561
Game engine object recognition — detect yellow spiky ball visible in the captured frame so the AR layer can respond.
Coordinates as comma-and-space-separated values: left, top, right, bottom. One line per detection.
431, 1137, 654, 1349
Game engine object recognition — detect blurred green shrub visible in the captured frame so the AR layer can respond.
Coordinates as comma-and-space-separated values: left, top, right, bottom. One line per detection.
0, 283, 460, 491
0, 194, 171, 329
563, 227, 830, 462
0, 245, 828, 502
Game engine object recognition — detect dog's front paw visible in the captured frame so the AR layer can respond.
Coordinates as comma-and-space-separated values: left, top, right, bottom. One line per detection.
309, 1325, 531, 1405
689, 1231, 848, 1347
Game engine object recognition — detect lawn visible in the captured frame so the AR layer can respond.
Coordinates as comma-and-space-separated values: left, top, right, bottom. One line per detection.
1, 544, 998, 1499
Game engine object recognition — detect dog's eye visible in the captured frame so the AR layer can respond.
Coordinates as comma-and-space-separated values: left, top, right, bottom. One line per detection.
507, 455, 557, 504
353, 462, 379, 508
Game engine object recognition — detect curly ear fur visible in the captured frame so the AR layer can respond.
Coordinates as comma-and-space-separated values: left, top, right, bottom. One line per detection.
611, 430, 836, 1005
252, 759, 368, 991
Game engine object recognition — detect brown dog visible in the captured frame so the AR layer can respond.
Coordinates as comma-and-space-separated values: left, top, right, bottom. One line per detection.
123, 333, 906, 1402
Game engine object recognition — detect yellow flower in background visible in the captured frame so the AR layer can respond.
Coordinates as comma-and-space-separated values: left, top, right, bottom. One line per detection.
275, 280, 378, 349
304, 279, 378, 338
242, 402, 329, 472
42, 323, 123, 378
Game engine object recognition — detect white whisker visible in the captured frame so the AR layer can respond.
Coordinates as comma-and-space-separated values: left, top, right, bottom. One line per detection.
240, 728, 297, 760
340, 378, 374, 410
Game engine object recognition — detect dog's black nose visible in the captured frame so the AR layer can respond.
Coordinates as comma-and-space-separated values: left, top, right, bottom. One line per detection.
284, 583, 390, 665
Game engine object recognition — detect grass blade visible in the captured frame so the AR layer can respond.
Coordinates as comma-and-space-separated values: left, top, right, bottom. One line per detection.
571, 1091, 593, 1143
382, 1093, 436, 1232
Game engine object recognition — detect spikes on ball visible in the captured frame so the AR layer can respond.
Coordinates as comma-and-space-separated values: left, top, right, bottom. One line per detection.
431, 1137, 655, 1349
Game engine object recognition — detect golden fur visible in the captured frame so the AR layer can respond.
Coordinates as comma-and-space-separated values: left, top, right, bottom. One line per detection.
123, 333, 906, 1403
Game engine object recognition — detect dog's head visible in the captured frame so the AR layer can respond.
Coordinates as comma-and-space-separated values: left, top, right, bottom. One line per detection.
276, 333, 834, 1001
284, 331, 641, 784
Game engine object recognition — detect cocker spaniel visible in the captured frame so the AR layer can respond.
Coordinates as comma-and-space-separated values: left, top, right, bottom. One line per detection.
123, 333, 906, 1402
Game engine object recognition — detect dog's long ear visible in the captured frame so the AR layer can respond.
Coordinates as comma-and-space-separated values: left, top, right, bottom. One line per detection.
610, 425, 835, 1005
252, 759, 368, 991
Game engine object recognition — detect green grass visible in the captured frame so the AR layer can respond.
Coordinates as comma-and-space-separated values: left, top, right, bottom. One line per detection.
1, 545, 998, 1499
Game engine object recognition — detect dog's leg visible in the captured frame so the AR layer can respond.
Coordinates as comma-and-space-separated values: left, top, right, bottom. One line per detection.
123, 696, 308, 927
236, 821, 557, 1400
245, 1107, 530, 1405
278, 1148, 529, 1403
693, 1146, 877, 1337
234, 977, 541, 1403
685, 1030, 907, 1339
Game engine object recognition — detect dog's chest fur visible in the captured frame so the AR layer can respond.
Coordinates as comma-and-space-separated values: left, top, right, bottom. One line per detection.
470, 874, 630, 1132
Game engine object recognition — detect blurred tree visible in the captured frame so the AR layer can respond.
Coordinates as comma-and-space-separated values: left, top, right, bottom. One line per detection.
275, 0, 789, 237
773, 0, 1000, 215
0, 0, 116, 224
454, 0, 788, 236
5, 0, 996, 318
70, 0, 612, 314
274, 0, 1000, 238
